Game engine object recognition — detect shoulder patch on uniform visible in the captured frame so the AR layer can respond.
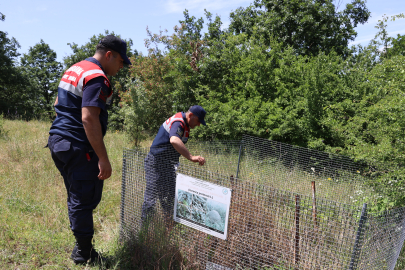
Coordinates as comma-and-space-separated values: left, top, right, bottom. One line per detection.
104, 79, 110, 88
176, 126, 184, 137
98, 87, 107, 102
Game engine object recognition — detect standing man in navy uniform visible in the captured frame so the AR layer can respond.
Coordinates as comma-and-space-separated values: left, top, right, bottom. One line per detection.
141, 105, 207, 224
47, 35, 131, 265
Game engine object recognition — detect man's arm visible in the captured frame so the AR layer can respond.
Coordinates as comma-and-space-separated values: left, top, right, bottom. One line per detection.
54, 96, 58, 116
82, 106, 112, 180
170, 136, 205, 165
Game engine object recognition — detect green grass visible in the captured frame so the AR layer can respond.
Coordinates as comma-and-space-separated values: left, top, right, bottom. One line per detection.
0, 119, 152, 269
183, 142, 375, 208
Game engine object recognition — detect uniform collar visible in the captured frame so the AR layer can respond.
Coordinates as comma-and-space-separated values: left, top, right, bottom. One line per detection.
181, 112, 189, 128
85, 57, 106, 74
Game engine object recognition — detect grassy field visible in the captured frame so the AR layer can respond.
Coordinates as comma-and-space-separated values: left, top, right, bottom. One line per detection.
0, 119, 153, 269
1, 119, 404, 270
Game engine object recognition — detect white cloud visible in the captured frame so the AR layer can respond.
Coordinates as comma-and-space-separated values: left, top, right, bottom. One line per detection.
164, 0, 251, 14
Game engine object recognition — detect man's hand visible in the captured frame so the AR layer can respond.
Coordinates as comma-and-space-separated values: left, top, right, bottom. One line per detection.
190, 156, 205, 166
82, 106, 112, 180
170, 136, 206, 166
98, 158, 112, 180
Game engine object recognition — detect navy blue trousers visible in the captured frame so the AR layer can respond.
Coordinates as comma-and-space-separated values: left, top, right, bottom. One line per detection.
48, 134, 103, 237
141, 152, 176, 221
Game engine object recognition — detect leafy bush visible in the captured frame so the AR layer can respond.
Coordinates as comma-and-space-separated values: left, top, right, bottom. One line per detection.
121, 8, 405, 211
324, 55, 405, 211
119, 76, 150, 146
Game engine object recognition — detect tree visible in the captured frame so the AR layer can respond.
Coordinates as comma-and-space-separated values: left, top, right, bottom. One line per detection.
322, 55, 405, 210
121, 7, 405, 211
125, 10, 214, 134
370, 13, 405, 59
0, 28, 21, 93
20, 40, 62, 119
119, 76, 149, 146
63, 30, 134, 130
228, 0, 370, 56
0, 14, 31, 118
386, 34, 405, 58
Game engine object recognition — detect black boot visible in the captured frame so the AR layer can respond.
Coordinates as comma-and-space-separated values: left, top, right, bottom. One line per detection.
71, 236, 105, 265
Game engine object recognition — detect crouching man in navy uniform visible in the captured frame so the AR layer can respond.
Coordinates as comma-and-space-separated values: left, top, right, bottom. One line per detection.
141, 105, 207, 225
47, 35, 131, 265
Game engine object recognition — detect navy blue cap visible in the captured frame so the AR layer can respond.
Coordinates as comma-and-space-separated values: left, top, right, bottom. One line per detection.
99, 35, 131, 65
189, 105, 207, 126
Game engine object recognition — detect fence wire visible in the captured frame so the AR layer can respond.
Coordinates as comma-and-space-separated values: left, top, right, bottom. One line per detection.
181, 135, 375, 206
120, 135, 405, 270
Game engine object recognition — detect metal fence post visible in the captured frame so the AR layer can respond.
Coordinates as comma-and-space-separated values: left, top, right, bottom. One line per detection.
311, 181, 318, 231
295, 195, 301, 269
236, 141, 243, 179
389, 213, 405, 270
119, 150, 127, 241
349, 203, 368, 270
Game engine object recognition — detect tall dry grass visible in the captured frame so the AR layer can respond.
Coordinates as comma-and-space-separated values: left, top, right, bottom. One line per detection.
0, 119, 144, 269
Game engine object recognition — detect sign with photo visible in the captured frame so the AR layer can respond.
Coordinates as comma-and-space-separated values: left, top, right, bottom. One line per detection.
174, 173, 232, 240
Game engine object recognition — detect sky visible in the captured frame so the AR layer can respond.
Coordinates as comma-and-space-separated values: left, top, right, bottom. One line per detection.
1, 0, 405, 63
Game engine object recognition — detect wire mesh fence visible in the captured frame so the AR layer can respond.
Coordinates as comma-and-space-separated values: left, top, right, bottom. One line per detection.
180, 135, 374, 206
119, 135, 405, 270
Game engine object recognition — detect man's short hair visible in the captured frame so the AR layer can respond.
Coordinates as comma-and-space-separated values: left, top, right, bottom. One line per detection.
96, 43, 118, 57
96, 35, 131, 65
96, 43, 108, 53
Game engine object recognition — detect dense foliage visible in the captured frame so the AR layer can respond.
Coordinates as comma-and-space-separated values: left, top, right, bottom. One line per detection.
2, 4, 405, 210
228, 0, 370, 57
387, 34, 405, 58
0, 15, 30, 118
20, 40, 62, 120
122, 7, 405, 210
